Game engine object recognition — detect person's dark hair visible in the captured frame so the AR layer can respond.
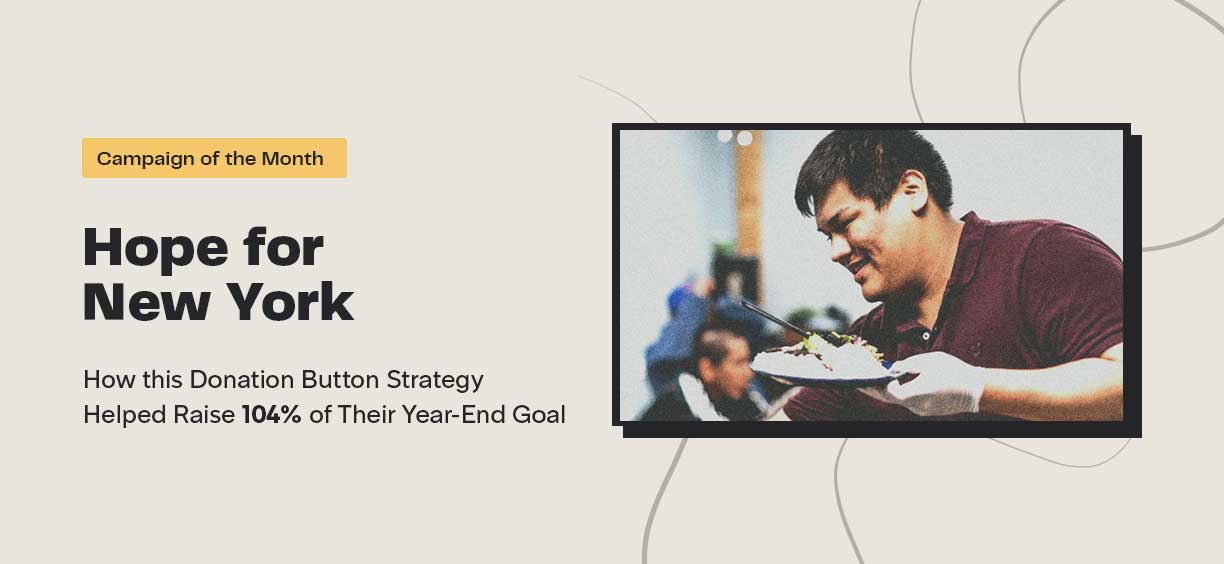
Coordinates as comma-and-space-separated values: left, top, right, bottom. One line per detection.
690, 319, 745, 369
794, 130, 953, 216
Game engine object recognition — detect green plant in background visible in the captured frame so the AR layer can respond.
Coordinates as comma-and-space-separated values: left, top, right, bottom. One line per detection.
824, 305, 851, 329
785, 307, 818, 330
784, 305, 852, 335
712, 240, 737, 257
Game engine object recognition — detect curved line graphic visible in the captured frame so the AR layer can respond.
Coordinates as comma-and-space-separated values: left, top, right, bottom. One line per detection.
641, 438, 687, 564
833, 437, 1132, 563
834, 438, 866, 564
578, 75, 659, 123
1173, 0, 1224, 36
989, 437, 1132, 468
1144, 216, 1224, 251
577, 74, 677, 564
1018, 0, 1224, 251
909, 0, 925, 123
1017, 0, 1067, 123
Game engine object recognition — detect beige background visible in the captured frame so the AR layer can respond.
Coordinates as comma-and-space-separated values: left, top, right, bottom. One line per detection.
1, 0, 1220, 562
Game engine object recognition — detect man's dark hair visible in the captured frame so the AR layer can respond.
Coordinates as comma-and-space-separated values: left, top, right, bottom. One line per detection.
794, 130, 953, 216
690, 319, 745, 369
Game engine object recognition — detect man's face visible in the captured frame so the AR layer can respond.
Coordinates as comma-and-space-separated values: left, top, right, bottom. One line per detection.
703, 336, 754, 400
815, 180, 922, 302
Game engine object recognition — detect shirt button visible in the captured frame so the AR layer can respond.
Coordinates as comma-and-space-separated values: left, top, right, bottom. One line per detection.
922, 331, 931, 341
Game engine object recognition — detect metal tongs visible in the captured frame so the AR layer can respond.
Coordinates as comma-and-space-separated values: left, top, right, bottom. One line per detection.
741, 299, 903, 380
739, 299, 812, 339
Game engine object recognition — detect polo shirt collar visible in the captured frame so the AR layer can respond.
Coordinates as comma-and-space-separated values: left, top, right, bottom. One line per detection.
948, 211, 986, 289
881, 210, 987, 332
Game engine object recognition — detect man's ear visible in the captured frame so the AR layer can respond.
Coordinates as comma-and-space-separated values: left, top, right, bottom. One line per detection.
696, 357, 714, 383
898, 169, 930, 214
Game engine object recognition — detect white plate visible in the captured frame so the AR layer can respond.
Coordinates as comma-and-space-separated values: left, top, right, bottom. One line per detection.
751, 349, 895, 387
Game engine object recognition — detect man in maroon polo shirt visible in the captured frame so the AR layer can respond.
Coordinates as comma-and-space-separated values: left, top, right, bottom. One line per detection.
779, 130, 1124, 421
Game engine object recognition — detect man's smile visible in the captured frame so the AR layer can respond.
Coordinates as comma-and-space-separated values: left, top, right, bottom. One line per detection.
848, 257, 871, 283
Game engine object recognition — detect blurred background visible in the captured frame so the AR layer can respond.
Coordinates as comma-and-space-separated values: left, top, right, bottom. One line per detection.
618, 129, 1124, 420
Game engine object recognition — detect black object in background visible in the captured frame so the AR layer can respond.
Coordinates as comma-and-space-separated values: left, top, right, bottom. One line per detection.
713, 254, 759, 303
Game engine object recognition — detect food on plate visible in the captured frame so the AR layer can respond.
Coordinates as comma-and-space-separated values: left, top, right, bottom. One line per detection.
750, 332, 886, 382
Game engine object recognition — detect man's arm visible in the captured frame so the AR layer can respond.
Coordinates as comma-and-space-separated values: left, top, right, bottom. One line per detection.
978, 342, 1122, 421
644, 280, 712, 367
968, 221, 1125, 420
866, 343, 1123, 421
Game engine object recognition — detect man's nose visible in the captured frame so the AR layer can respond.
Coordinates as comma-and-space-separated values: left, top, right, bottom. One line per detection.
829, 235, 851, 264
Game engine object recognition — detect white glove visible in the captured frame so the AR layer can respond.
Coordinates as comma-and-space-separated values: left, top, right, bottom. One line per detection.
859, 352, 986, 417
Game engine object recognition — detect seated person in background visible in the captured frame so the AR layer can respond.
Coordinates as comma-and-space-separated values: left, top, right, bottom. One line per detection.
639, 320, 792, 421
644, 278, 773, 395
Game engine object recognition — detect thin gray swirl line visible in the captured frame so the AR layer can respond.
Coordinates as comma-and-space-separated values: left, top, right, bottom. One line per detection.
1144, 0, 1224, 252
642, 438, 687, 564
834, 437, 1131, 564
1173, 0, 1224, 35
1017, 0, 1067, 123
1019, 0, 1224, 251
990, 437, 1132, 468
578, 75, 659, 123
576, 73, 674, 564
1141, 0, 1224, 251
909, 0, 925, 123
1144, 216, 1224, 251
834, 438, 866, 564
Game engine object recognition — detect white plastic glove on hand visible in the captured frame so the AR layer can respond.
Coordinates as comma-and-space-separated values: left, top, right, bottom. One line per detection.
859, 351, 987, 417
